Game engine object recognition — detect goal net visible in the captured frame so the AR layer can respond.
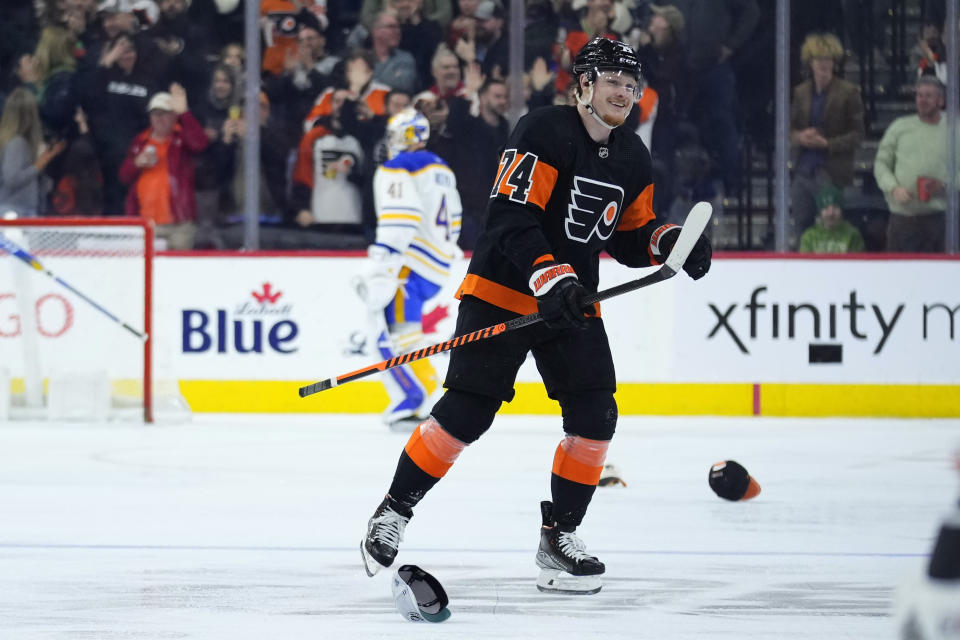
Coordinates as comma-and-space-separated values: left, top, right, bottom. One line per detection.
0, 217, 179, 422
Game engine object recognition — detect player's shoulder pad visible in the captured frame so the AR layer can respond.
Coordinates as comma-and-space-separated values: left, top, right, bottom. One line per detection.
382, 149, 448, 173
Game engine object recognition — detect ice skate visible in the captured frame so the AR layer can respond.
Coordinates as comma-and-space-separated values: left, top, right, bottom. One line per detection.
361, 495, 412, 577
534, 501, 605, 594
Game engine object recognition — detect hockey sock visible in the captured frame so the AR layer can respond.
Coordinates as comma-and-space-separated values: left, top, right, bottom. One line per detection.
550, 435, 610, 527
388, 418, 468, 510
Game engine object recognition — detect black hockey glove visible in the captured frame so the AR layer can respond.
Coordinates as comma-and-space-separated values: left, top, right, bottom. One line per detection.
652, 225, 713, 280
529, 262, 592, 330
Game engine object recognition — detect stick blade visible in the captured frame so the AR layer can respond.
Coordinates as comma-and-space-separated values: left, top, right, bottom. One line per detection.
665, 201, 713, 273
299, 378, 334, 397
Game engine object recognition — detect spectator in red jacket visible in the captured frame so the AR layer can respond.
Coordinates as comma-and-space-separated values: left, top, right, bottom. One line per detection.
118, 83, 208, 249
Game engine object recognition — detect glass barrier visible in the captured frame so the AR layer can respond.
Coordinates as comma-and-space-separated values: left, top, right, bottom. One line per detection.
5, 0, 955, 252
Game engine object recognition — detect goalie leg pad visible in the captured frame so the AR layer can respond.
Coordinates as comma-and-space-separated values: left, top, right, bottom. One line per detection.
536, 569, 602, 595
377, 326, 438, 424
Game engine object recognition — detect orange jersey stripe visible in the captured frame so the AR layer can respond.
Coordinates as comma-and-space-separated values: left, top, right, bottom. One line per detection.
456, 273, 538, 316
552, 443, 604, 486
527, 160, 558, 209
617, 183, 655, 231
456, 273, 602, 317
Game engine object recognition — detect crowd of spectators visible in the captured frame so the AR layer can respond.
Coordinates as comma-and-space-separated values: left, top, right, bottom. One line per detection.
0, 0, 954, 252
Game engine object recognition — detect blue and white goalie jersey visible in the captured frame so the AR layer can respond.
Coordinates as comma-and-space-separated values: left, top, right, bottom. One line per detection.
372, 149, 462, 287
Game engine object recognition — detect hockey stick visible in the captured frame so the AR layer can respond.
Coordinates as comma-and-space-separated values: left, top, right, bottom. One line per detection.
299, 201, 712, 398
0, 230, 148, 341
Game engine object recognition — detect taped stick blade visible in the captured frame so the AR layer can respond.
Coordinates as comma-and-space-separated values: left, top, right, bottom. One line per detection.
664, 201, 712, 273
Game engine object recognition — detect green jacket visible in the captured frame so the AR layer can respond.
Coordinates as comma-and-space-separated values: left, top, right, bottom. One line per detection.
791, 77, 865, 187
799, 220, 865, 253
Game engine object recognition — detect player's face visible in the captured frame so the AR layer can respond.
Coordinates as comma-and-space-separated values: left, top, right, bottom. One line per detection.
591, 70, 638, 126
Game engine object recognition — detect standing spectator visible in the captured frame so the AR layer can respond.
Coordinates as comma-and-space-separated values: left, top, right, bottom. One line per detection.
263, 24, 338, 143
118, 84, 209, 249
0, 88, 66, 217
671, 0, 760, 195
446, 0, 481, 50
292, 89, 366, 238
51, 107, 104, 216
460, 0, 509, 79
790, 32, 864, 243
370, 10, 420, 94
445, 77, 509, 249
0, 0, 39, 91
226, 92, 291, 225
193, 64, 237, 247
555, 0, 619, 95
427, 45, 467, 99
633, 4, 687, 212
912, 20, 948, 85
78, 32, 158, 214
392, 0, 444, 91
874, 77, 955, 253
362, 0, 452, 31
0, 53, 40, 115
798, 183, 865, 253
260, 0, 327, 76
304, 50, 391, 132
145, 0, 211, 99
34, 26, 80, 139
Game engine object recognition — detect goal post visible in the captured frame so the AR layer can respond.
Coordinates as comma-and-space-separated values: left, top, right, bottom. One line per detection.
0, 217, 156, 422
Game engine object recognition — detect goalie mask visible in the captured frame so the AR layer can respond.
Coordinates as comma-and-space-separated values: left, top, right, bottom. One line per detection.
572, 37, 644, 130
386, 107, 430, 160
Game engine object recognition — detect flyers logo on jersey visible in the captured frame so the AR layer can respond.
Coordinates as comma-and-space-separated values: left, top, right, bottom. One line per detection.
565, 177, 624, 243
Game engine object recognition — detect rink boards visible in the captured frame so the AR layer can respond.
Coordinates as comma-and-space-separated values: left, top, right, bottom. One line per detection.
3, 252, 959, 416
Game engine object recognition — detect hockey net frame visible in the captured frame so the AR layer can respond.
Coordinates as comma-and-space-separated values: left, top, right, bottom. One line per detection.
0, 217, 155, 422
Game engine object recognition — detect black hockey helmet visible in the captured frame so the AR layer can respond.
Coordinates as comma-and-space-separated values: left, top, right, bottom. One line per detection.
572, 36, 642, 84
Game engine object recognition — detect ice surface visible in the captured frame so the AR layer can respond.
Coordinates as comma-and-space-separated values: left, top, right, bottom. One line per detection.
1, 414, 958, 639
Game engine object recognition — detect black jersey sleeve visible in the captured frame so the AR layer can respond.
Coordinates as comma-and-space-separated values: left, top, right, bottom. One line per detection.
484, 108, 573, 277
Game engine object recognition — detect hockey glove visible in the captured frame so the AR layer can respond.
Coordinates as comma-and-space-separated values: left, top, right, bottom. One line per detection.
529, 262, 592, 330
354, 245, 403, 311
650, 225, 712, 280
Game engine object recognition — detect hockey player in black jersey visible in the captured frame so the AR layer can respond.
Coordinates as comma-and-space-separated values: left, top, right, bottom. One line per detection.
361, 37, 713, 594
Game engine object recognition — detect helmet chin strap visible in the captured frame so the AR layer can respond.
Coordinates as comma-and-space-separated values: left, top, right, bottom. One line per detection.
576, 81, 618, 131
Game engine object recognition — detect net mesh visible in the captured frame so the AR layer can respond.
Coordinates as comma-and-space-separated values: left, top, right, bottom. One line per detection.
0, 222, 152, 420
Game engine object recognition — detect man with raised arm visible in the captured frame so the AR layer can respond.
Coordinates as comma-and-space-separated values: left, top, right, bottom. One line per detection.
359, 37, 712, 594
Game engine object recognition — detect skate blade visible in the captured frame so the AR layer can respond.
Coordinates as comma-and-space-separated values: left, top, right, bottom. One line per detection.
360, 540, 383, 577
536, 569, 602, 595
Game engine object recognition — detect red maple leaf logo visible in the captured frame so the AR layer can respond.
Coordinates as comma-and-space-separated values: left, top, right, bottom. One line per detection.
252, 282, 282, 305
422, 305, 449, 334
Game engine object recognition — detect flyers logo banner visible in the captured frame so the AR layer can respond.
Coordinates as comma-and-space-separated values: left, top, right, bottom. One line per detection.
565, 177, 624, 243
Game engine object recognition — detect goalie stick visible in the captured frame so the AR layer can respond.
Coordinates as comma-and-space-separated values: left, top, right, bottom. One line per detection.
299, 201, 712, 398
0, 230, 148, 340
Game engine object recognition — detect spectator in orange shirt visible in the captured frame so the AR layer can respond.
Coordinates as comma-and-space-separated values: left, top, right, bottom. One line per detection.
118, 83, 208, 249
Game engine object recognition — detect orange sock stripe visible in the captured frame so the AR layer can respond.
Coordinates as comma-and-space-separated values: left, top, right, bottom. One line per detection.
552, 444, 605, 486
403, 418, 466, 479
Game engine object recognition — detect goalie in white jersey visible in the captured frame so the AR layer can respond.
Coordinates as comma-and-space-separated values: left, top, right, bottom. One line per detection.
356, 107, 463, 430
